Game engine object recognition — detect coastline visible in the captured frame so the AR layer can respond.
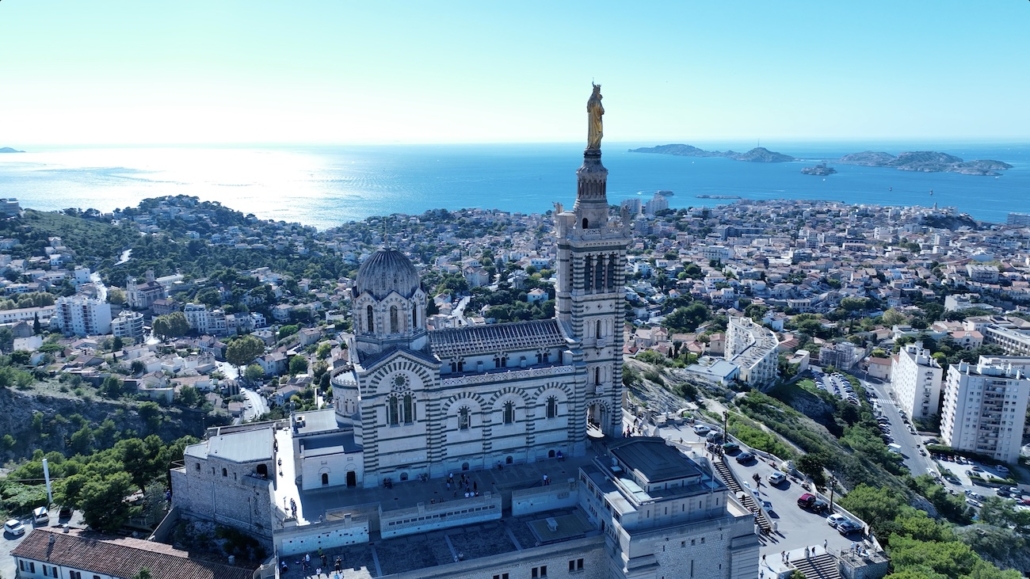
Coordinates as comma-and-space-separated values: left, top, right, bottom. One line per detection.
1, 143, 1027, 229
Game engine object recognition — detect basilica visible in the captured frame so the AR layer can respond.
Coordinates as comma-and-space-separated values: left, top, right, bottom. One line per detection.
171, 88, 760, 579
297, 124, 632, 490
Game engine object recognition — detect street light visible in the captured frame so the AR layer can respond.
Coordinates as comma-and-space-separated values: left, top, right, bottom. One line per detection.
828, 475, 837, 512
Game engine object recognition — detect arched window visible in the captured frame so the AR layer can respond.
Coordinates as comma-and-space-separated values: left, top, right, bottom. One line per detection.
583, 255, 593, 291
366, 305, 374, 332
595, 368, 601, 385
582, 218, 589, 229
403, 393, 414, 424
595, 254, 605, 291
390, 306, 399, 333
388, 396, 399, 426
607, 253, 617, 291
222, 468, 228, 477
503, 401, 515, 425
321, 472, 329, 486
546, 396, 558, 419
596, 320, 602, 339
459, 407, 470, 430
412, 303, 418, 328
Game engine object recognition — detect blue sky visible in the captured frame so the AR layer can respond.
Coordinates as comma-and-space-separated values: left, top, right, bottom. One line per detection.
1, 1, 1028, 145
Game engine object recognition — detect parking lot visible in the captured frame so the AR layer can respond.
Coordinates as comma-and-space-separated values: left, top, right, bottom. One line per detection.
648, 417, 864, 561
1, 507, 84, 578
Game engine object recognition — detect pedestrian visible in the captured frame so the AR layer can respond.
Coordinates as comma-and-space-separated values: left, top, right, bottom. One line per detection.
823, 539, 828, 551
804, 546, 809, 558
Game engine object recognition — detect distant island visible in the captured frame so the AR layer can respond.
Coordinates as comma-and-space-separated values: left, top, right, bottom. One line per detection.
838, 151, 1012, 176
801, 163, 837, 176
696, 195, 741, 199
0, 147, 24, 153
629, 144, 795, 163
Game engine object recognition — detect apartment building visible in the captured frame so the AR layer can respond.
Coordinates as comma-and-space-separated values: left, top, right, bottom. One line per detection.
940, 358, 1030, 464
111, 310, 146, 343
55, 295, 112, 337
725, 316, 779, 388
890, 344, 943, 421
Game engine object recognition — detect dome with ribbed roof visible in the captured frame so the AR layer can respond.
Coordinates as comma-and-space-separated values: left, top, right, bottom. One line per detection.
354, 248, 421, 300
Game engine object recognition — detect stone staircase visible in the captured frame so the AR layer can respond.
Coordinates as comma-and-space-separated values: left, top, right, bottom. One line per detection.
710, 455, 772, 534
791, 553, 840, 579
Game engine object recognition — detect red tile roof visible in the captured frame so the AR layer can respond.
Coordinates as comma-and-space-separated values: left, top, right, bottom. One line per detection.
11, 528, 255, 579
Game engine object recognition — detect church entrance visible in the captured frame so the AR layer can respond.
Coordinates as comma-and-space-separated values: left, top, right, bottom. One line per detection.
587, 403, 607, 437
346, 471, 357, 488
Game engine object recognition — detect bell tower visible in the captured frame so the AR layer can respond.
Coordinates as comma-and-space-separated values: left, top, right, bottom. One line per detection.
554, 84, 630, 439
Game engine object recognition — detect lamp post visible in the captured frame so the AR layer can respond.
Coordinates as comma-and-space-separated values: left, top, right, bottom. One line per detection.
828, 475, 837, 512
723, 411, 729, 441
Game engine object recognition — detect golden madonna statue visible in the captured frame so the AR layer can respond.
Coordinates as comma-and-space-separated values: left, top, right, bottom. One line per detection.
587, 83, 604, 150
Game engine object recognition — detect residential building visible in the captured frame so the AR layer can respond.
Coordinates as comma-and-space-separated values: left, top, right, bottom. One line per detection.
940, 358, 1030, 464
11, 517, 264, 579
891, 344, 943, 421
111, 310, 145, 343
55, 295, 112, 336
725, 316, 778, 388
819, 342, 864, 372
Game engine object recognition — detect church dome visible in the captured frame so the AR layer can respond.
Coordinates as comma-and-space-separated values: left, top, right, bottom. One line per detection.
355, 248, 421, 300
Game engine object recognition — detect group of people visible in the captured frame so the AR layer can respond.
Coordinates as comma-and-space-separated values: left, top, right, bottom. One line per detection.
448, 472, 480, 498
280, 548, 344, 577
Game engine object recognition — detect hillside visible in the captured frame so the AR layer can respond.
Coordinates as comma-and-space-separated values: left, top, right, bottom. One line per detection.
0, 386, 217, 463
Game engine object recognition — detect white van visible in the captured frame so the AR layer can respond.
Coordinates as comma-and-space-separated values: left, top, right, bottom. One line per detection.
887, 443, 903, 454
33, 506, 49, 525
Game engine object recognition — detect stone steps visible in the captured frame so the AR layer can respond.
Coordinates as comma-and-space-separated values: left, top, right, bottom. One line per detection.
710, 456, 772, 534
791, 553, 840, 579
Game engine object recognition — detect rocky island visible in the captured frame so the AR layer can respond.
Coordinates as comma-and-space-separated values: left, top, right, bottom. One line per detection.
801, 163, 837, 176
630, 144, 795, 163
839, 150, 1012, 176
0, 147, 25, 153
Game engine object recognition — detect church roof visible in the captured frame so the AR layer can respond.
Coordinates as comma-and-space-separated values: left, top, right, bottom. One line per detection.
429, 319, 567, 358
354, 248, 421, 300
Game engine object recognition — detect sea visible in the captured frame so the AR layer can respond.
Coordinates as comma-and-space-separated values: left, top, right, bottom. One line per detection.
0, 142, 1028, 231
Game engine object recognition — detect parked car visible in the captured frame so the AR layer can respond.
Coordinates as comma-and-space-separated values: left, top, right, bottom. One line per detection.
768, 471, 787, 485
4, 519, 25, 536
996, 465, 1010, 475
996, 488, 1011, 498
735, 451, 755, 464
827, 514, 847, 528
797, 493, 828, 512
706, 431, 723, 443
722, 442, 740, 453
32, 506, 49, 526
693, 425, 710, 435
838, 519, 863, 535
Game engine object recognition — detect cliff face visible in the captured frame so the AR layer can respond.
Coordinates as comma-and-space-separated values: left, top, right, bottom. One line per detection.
0, 387, 211, 462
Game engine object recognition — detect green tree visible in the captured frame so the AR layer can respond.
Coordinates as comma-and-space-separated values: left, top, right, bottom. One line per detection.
226, 335, 266, 370
80, 472, 134, 532
663, 303, 711, 333
795, 453, 827, 486
289, 356, 309, 376
137, 402, 162, 433
277, 324, 300, 340
244, 363, 265, 383
152, 312, 189, 339
133, 568, 153, 579
117, 438, 154, 491
316, 342, 333, 360
176, 385, 202, 408
107, 287, 126, 305
838, 484, 904, 533
101, 376, 125, 399
68, 425, 94, 455
882, 308, 907, 326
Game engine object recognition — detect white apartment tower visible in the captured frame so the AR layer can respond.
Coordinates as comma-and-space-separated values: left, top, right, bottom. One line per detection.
891, 344, 943, 421
55, 295, 112, 337
941, 358, 1030, 464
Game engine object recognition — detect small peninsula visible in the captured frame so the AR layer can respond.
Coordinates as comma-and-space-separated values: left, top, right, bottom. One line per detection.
0, 147, 25, 153
630, 144, 795, 163
801, 163, 837, 176
838, 150, 1012, 176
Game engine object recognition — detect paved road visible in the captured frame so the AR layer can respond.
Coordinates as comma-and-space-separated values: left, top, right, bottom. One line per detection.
649, 420, 862, 559
241, 386, 269, 422
859, 378, 935, 476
